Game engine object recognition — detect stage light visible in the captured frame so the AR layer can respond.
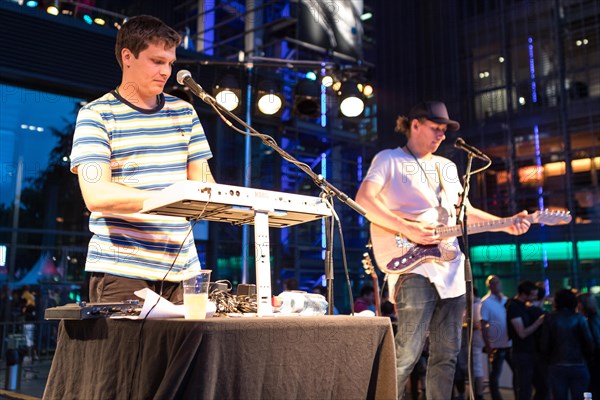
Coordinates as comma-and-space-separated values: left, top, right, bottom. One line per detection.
25, 1, 38, 7
256, 80, 283, 116
362, 84, 374, 97
338, 81, 365, 118
47, 5, 59, 15
213, 74, 241, 112
293, 79, 321, 118
94, 18, 106, 26
322, 75, 334, 87
61, 2, 75, 15
305, 71, 317, 81
331, 81, 342, 92
83, 14, 93, 24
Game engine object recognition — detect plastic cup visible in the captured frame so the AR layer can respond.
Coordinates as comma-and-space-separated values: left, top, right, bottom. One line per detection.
182, 270, 211, 319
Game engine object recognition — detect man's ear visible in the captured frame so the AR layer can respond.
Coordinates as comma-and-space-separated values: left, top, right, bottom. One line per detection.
121, 48, 132, 68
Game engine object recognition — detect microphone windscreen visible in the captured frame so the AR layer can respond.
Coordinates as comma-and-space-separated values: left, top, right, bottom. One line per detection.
454, 137, 465, 147
176, 70, 191, 85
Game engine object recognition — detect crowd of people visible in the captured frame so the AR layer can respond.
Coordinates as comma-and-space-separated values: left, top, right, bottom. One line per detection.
407, 275, 599, 400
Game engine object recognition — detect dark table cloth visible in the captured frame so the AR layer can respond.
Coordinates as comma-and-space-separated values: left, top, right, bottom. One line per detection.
43, 316, 397, 400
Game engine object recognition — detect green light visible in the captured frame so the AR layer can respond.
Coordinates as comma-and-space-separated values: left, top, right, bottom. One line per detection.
471, 241, 600, 263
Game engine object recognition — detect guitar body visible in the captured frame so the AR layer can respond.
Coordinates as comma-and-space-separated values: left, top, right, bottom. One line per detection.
370, 208, 571, 275
370, 223, 460, 275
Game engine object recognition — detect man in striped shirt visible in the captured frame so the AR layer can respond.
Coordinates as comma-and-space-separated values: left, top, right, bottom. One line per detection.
70, 15, 214, 303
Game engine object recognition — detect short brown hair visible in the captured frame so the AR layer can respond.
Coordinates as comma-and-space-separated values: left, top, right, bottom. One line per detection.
115, 15, 181, 69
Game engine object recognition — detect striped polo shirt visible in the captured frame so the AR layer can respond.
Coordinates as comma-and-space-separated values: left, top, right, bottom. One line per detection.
70, 91, 212, 281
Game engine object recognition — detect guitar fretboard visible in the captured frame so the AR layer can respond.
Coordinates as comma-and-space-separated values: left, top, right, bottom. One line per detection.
436, 217, 519, 238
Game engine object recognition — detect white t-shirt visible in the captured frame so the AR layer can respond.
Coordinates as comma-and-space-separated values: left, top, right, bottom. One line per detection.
480, 292, 512, 348
363, 147, 466, 299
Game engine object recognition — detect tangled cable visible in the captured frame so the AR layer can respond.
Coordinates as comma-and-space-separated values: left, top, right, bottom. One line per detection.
208, 281, 257, 314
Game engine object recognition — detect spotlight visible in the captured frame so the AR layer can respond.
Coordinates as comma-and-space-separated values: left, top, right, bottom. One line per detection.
213, 74, 241, 112
94, 18, 106, 26
83, 14, 93, 24
322, 75, 334, 87
305, 71, 317, 81
47, 5, 59, 15
362, 84, 374, 97
331, 81, 342, 92
338, 81, 365, 118
60, 2, 75, 15
25, 1, 38, 7
256, 80, 283, 116
293, 79, 321, 118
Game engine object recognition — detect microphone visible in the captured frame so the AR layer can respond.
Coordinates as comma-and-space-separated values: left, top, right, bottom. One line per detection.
454, 138, 490, 161
176, 70, 213, 103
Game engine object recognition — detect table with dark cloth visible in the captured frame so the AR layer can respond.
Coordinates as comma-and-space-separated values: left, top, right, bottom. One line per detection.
43, 316, 397, 400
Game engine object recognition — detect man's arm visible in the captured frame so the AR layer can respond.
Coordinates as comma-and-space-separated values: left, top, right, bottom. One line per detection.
510, 315, 544, 339
466, 200, 531, 235
355, 180, 439, 245
76, 162, 154, 213
480, 319, 494, 354
188, 159, 215, 183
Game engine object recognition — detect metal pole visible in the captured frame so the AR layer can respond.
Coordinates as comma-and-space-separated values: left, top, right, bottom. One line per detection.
241, 0, 262, 284
6, 157, 23, 321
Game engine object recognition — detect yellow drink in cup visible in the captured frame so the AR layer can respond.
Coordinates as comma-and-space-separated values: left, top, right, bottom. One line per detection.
183, 293, 209, 319
182, 270, 211, 319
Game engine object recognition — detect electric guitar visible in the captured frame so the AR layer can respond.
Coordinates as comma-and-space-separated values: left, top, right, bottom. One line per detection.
361, 252, 381, 316
370, 209, 572, 274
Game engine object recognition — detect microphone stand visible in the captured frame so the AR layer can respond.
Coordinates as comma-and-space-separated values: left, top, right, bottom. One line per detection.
455, 152, 475, 400
189, 86, 367, 315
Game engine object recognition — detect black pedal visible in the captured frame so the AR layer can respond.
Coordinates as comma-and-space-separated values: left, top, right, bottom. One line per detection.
236, 284, 256, 297
44, 301, 142, 320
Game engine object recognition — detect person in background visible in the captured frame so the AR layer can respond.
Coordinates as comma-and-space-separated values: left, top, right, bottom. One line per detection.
577, 292, 600, 395
472, 287, 485, 400
540, 289, 594, 400
21, 285, 39, 361
70, 15, 214, 303
480, 275, 513, 400
354, 284, 376, 313
529, 283, 549, 400
506, 280, 545, 400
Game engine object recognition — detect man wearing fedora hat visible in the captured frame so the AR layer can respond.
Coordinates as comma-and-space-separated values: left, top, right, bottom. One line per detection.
356, 101, 530, 399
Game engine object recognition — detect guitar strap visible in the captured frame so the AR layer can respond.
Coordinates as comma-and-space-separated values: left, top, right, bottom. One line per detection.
405, 146, 454, 223
386, 274, 400, 304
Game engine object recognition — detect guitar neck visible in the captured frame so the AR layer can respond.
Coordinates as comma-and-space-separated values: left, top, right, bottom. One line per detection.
437, 215, 527, 238
371, 273, 381, 317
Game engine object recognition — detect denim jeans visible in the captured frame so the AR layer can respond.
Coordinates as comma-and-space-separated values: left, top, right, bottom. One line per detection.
394, 274, 466, 400
548, 364, 590, 400
489, 347, 513, 400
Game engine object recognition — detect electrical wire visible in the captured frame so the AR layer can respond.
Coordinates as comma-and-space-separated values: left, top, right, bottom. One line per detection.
127, 191, 212, 399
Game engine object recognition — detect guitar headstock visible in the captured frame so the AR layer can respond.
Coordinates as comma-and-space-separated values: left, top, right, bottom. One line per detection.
362, 252, 375, 276
529, 209, 572, 225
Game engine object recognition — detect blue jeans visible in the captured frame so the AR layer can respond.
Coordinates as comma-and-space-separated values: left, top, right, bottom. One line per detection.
548, 364, 590, 400
489, 347, 513, 400
394, 274, 466, 400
